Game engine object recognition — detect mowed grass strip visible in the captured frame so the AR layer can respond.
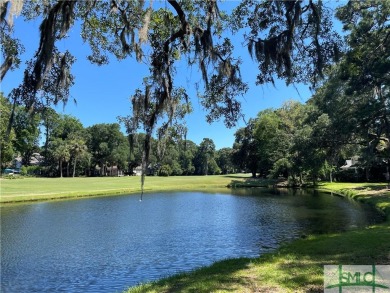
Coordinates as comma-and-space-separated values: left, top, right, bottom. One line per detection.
0, 174, 250, 203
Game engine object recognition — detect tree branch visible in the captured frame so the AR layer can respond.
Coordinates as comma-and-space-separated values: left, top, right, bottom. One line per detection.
0, 56, 13, 81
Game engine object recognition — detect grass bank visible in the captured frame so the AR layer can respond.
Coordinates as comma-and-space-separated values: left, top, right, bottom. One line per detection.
318, 182, 390, 219
0, 174, 250, 204
125, 182, 390, 293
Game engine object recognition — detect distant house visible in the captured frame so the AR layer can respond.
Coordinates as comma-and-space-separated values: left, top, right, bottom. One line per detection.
13, 156, 23, 169
90, 165, 124, 176
105, 166, 124, 176
30, 153, 44, 166
340, 156, 359, 171
13, 153, 44, 169
133, 166, 143, 176
133, 164, 160, 176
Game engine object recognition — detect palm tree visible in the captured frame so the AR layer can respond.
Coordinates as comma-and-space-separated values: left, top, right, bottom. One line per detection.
51, 138, 70, 178
69, 137, 87, 177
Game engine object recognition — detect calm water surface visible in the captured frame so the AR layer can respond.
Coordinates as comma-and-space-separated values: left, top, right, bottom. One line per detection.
0, 188, 383, 292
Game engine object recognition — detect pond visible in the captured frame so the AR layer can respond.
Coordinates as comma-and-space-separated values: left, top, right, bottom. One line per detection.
0, 188, 383, 292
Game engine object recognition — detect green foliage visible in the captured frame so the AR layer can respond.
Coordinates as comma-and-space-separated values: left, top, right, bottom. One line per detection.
12, 106, 41, 165
170, 161, 183, 176
158, 164, 172, 177
199, 39, 249, 128
246, 101, 312, 181
52, 115, 84, 140
20, 165, 42, 176
1, 97, 227, 178
335, 168, 365, 183
86, 123, 127, 176
216, 148, 235, 174
179, 143, 197, 175
0, 94, 15, 168
6, 0, 344, 185
50, 138, 70, 177
208, 159, 221, 175
38, 114, 90, 177
20, 166, 27, 176
254, 109, 280, 176
229, 1, 388, 183
197, 138, 217, 175
68, 136, 88, 177
2, 0, 388, 184
0, 2, 25, 80
231, 0, 342, 86
232, 119, 258, 177
299, 1, 390, 182
269, 158, 291, 179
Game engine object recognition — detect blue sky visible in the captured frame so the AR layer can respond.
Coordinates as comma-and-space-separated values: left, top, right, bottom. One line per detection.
1, 2, 320, 150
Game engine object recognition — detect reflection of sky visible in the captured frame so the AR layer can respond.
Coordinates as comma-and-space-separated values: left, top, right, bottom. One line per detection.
1, 190, 381, 292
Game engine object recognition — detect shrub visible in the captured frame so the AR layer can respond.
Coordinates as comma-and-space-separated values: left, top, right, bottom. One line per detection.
158, 164, 172, 177
20, 166, 28, 176
20, 165, 42, 176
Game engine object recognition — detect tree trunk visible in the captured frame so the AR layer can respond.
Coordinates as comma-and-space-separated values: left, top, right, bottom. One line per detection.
365, 167, 370, 182
59, 160, 63, 178
5, 96, 17, 142
43, 113, 50, 166
329, 170, 333, 183
0, 56, 13, 81
73, 157, 77, 178
44, 126, 49, 164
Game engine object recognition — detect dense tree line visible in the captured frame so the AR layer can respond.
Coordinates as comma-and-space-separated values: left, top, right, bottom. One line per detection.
233, 2, 389, 184
0, 96, 235, 177
1, 1, 388, 182
0, 0, 343, 185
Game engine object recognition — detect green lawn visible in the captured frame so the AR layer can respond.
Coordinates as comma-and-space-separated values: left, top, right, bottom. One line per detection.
0, 174, 251, 203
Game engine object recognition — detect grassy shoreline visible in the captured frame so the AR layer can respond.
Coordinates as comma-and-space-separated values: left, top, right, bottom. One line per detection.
317, 182, 390, 219
0, 174, 249, 204
1, 176, 389, 292
125, 182, 390, 293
